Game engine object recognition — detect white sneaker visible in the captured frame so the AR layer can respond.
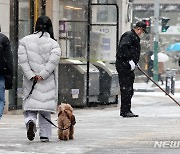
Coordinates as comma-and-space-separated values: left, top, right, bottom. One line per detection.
40, 137, 49, 142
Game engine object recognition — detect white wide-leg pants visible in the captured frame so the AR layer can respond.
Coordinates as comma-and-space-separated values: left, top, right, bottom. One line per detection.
24, 111, 52, 139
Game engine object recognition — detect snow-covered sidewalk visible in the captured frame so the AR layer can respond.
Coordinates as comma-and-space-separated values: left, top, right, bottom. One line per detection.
134, 80, 180, 93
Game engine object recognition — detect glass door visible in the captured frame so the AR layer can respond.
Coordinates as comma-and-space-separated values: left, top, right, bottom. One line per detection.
59, 0, 88, 59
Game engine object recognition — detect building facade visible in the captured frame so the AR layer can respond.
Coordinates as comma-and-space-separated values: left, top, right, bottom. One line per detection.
1, 0, 180, 110
0, 0, 130, 110
0, 0, 10, 37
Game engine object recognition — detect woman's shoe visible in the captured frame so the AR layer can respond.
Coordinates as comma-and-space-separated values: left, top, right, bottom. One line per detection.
27, 120, 35, 141
40, 137, 49, 142
120, 112, 139, 118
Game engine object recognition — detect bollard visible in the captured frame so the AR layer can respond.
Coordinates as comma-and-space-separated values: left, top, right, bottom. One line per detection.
171, 69, 176, 95
171, 75, 175, 95
165, 69, 176, 95
165, 68, 171, 94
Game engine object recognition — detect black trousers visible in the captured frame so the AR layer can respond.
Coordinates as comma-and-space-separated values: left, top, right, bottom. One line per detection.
117, 68, 135, 114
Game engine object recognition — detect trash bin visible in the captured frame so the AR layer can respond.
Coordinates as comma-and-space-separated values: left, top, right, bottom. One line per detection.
165, 68, 176, 95
93, 61, 120, 104
59, 59, 99, 107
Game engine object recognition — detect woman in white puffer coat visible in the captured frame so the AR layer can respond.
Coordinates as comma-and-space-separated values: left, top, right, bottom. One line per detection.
18, 15, 61, 142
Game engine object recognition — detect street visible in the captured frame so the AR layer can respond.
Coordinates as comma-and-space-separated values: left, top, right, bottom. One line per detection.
0, 0, 180, 153
0, 90, 180, 154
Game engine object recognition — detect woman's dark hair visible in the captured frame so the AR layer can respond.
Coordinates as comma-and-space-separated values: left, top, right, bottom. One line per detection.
35, 15, 56, 40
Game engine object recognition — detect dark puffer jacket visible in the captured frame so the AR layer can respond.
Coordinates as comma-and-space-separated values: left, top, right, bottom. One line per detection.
0, 33, 13, 89
116, 29, 141, 70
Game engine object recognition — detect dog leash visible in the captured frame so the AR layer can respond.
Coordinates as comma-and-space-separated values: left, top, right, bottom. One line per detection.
40, 113, 75, 130
25, 79, 37, 100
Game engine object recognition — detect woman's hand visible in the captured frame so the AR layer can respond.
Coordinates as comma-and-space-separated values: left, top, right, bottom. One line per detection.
35, 75, 43, 81
32, 75, 43, 81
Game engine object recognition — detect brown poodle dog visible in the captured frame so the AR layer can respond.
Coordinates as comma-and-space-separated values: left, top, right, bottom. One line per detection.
57, 103, 76, 140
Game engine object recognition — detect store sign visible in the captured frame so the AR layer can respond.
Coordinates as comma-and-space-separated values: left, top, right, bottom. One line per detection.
92, 26, 117, 62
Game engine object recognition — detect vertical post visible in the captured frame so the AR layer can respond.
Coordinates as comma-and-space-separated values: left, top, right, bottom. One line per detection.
171, 70, 175, 95
116, 4, 119, 53
41, 0, 46, 15
9, 0, 19, 109
87, 0, 92, 106
153, 0, 159, 82
30, 0, 34, 34
34, 0, 39, 23
165, 71, 171, 94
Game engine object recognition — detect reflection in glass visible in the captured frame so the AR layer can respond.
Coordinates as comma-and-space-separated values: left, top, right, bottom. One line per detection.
59, 0, 88, 59
19, 0, 29, 39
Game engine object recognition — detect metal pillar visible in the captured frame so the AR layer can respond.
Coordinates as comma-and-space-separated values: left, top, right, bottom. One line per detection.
153, 0, 159, 82
34, 0, 39, 22
87, 0, 92, 106
41, 0, 46, 15
30, 0, 34, 34
9, 0, 19, 110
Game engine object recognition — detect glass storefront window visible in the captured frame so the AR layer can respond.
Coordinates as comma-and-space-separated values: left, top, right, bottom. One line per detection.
92, 5, 117, 23
19, 0, 46, 39
59, 0, 88, 21
91, 4, 118, 62
59, 0, 117, 61
19, 0, 29, 39
59, 0, 88, 59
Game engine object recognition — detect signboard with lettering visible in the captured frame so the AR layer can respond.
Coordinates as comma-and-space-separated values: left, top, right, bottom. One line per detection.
91, 26, 117, 62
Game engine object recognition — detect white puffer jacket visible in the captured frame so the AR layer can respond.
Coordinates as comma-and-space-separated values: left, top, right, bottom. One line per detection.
18, 32, 61, 113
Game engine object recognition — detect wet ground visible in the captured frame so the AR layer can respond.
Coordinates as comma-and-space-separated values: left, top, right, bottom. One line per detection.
0, 91, 180, 154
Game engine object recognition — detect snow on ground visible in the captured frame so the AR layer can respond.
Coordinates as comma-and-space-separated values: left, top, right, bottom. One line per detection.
134, 80, 180, 95
133, 80, 180, 117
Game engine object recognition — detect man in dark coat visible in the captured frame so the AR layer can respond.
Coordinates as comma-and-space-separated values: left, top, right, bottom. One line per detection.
116, 21, 148, 118
0, 27, 13, 119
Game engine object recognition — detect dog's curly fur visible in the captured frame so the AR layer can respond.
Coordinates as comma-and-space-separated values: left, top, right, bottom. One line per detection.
57, 103, 76, 140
